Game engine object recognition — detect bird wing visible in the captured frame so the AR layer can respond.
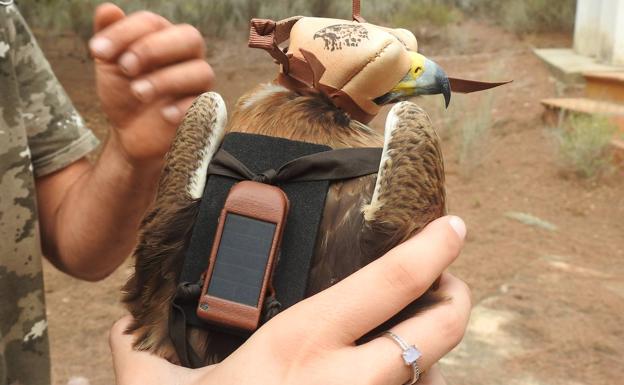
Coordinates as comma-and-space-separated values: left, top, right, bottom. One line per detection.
307, 102, 445, 298
122, 92, 227, 359
358, 101, 447, 338
155, 92, 228, 204
361, 101, 446, 257
124, 91, 445, 362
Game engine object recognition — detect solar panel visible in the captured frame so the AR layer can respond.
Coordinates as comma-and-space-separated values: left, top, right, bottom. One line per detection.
207, 213, 277, 307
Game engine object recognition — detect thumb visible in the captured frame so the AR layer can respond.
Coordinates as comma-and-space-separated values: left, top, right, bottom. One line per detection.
109, 316, 169, 383
109, 315, 137, 362
93, 2, 125, 34
109, 316, 216, 385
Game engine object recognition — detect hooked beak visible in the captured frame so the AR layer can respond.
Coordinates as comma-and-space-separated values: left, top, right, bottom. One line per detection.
414, 58, 451, 108
373, 55, 452, 108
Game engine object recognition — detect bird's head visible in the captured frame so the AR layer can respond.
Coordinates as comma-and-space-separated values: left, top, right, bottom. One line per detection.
250, 16, 507, 123
374, 51, 451, 108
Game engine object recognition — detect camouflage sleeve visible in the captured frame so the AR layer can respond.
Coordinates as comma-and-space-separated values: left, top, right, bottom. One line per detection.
6, 3, 100, 177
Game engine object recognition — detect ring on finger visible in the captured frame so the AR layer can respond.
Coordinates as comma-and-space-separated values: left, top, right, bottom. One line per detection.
383, 331, 422, 384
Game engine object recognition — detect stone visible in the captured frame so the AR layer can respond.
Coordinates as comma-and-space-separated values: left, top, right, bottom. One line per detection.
402, 346, 422, 365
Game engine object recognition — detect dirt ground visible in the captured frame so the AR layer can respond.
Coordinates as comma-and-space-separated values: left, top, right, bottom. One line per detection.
37, 20, 623, 385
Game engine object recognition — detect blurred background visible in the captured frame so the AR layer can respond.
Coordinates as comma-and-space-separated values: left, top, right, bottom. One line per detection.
16, 0, 622, 384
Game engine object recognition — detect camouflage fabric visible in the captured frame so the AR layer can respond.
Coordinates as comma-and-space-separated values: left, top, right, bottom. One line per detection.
0, 2, 99, 385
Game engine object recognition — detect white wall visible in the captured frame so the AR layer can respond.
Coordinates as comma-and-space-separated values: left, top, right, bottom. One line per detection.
574, 0, 624, 65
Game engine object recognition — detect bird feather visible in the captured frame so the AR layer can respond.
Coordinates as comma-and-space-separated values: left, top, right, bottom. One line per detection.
124, 84, 446, 364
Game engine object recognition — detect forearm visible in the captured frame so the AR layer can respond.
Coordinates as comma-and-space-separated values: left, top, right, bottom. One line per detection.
39, 134, 162, 281
35, 3, 211, 280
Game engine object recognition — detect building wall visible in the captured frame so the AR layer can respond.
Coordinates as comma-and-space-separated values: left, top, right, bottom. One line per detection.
574, 0, 624, 65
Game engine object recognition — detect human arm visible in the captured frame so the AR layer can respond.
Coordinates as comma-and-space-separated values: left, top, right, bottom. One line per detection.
36, 3, 214, 280
110, 215, 470, 385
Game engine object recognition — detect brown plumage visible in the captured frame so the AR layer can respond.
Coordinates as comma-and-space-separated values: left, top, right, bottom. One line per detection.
123, 82, 446, 364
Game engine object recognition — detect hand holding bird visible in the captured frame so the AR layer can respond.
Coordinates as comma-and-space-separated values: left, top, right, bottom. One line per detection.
119, 0, 510, 367
123, 15, 452, 365
112, 216, 470, 385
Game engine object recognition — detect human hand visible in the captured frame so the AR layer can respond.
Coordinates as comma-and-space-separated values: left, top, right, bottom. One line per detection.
89, 3, 214, 165
110, 216, 470, 385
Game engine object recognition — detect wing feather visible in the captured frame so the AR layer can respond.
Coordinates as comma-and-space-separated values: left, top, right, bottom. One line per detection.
307, 102, 445, 297
362, 101, 446, 257
123, 93, 227, 359
124, 86, 446, 364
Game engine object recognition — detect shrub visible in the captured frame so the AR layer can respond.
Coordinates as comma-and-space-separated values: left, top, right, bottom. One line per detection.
392, 0, 462, 29
457, 90, 494, 173
16, 0, 576, 42
556, 114, 617, 178
467, 0, 576, 34
16, 0, 466, 40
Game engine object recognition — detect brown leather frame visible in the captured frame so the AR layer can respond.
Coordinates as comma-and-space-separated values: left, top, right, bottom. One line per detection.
196, 181, 290, 332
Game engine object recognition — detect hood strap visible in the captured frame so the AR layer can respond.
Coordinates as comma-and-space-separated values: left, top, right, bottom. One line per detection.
353, 0, 366, 22
249, 16, 302, 74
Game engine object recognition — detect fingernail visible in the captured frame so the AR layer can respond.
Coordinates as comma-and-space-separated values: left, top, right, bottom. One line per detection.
449, 216, 466, 240
89, 37, 113, 59
161, 105, 182, 124
119, 52, 140, 76
131, 79, 155, 102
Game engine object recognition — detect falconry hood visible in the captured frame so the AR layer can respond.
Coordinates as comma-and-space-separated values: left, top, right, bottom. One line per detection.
249, 3, 510, 123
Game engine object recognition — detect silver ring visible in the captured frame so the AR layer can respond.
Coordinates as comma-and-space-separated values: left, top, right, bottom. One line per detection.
383, 331, 422, 384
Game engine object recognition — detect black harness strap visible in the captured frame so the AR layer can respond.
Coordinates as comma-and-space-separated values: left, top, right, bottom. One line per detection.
207, 147, 383, 184
170, 134, 382, 368
169, 282, 205, 368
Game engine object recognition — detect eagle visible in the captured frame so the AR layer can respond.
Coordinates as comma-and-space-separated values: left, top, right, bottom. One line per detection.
121, 14, 499, 366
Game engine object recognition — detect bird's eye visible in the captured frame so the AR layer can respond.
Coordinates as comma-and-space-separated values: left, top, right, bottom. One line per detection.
414, 67, 423, 76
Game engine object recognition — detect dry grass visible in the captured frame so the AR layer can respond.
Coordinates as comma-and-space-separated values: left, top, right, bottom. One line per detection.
442, 62, 504, 175
17, 0, 575, 44
15, 0, 385, 38
457, 90, 495, 174
555, 114, 617, 178
469, 0, 576, 34
416, 88, 496, 177
392, 1, 462, 29
17, 0, 466, 41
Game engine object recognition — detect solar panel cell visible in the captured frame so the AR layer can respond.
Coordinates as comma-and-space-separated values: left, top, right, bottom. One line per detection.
207, 214, 277, 307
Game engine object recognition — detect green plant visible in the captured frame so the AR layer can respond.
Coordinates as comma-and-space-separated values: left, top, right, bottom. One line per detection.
393, 0, 462, 29
468, 0, 576, 34
16, 0, 466, 40
556, 114, 617, 178
16, 0, 576, 46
